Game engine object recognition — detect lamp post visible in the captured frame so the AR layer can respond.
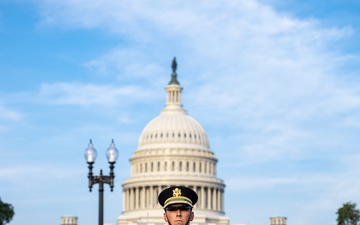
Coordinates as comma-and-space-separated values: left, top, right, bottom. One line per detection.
84, 139, 119, 225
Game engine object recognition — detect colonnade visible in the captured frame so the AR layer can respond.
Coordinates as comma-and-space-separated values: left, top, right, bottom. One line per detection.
122, 185, 224, 212
167, 87, 181, 105
270, 217, 287, 225
60, 216, 78, 225
132, 159, 216, 176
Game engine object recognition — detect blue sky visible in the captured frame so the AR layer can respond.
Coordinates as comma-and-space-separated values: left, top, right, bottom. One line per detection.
1, 0, 360, 225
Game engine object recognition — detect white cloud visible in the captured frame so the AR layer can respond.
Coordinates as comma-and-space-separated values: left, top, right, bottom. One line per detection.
83, 48, 167, 83
0, 104, 23, 121
38, 82, 155, 106
0, 163, 84, 189
33, 0, 360, 174
0, 104, 26, 151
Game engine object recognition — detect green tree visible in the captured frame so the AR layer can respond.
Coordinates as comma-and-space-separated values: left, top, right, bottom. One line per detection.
0, 198, 15, 225
337, 202, 360, 225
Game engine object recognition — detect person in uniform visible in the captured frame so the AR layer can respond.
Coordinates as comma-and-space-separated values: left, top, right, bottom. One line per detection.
158, 186, 198, 225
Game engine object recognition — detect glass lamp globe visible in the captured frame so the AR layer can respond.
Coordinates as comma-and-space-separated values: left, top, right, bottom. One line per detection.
84, 139, 97, 163
106, 139, 119, 163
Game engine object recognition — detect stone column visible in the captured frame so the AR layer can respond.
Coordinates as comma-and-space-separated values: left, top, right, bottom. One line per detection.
135, 187, 139, 209
141, 186, 145, 209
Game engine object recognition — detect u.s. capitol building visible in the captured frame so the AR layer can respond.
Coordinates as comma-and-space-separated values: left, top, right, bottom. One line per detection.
117, 58, 229, 225
61, 58, 287, 225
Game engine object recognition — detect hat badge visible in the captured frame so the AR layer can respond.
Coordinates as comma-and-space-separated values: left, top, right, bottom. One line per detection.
172, 188, 182, 197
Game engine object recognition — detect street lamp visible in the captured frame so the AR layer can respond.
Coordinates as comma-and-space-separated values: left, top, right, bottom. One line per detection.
84, 139, 119, 225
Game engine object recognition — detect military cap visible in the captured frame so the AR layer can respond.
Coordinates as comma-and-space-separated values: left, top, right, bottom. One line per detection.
158, 186, 198, 208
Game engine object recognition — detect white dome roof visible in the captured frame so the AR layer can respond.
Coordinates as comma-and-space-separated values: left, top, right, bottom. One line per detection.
138, 110, 210, 149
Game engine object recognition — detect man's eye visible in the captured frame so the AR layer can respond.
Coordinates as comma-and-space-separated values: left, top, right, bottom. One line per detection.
167, 207, 188, 211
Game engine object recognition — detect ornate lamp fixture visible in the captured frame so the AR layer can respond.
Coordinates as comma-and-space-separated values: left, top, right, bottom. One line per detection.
84, 139, 119, 225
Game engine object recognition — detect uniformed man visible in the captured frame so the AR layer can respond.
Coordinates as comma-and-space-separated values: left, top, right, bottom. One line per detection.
158, 186, 198, 225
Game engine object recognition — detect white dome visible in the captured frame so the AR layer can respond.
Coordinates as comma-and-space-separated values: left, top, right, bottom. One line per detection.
138, 111, 210, 149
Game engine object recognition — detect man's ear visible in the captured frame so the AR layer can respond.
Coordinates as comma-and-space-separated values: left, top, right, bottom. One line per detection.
164, 213, 169, 222
190, 212, 194, 221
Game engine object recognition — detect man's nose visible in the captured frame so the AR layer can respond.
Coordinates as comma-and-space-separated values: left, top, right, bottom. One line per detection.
176, 209, 182, 216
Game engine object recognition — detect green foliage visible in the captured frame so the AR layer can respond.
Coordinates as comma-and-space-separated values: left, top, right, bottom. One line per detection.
337, 202, 360, 225
0, 198, 15, 225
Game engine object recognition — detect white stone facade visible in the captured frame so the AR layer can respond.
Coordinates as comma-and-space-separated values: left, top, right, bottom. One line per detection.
61, 216, 78, 225
270, 217, 287, 225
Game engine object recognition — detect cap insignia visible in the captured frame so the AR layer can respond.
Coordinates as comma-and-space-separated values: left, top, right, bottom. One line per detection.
172, 188, 182, 197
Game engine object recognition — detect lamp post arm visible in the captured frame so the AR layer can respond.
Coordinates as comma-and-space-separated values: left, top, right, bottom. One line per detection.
87, 165, 116, 192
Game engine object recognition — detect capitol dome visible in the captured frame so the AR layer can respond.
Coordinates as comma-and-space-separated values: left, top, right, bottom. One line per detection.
138, 108, 210, 151
117, 58, 229, 225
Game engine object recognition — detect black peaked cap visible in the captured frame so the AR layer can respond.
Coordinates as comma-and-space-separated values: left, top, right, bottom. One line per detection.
158, 186, 198, 208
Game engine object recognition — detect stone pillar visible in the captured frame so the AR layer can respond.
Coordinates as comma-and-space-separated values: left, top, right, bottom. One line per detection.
212, 187, 216, 210
141, 186, 145, 209
135, 187, 139, 209
201, 186, 205, 209
150, 186, 154, 207
130, 188, 134, 210
217, 188, 221, 211
221, 189, 224, 211
207, 187, 213, 209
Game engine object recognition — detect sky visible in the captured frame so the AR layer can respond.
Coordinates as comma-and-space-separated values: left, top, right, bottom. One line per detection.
1, 0, 360, 225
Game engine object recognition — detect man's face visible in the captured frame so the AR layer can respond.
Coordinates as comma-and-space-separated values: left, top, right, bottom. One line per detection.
163, 204, 194, 225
